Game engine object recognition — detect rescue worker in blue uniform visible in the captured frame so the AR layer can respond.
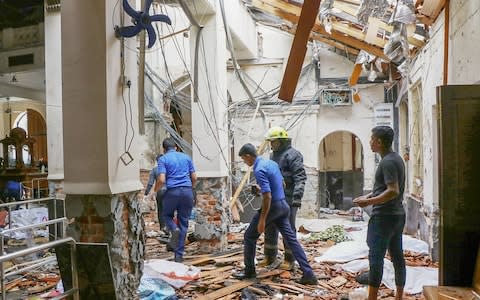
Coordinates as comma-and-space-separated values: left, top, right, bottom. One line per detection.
154, 138, 197, 263
233, 143, 317, 285
259, 126, 307, 271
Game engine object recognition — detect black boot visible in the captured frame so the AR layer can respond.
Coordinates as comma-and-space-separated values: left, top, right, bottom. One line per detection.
168, 228, 180, 250
297, 273, 318, 285
232, 269, 256, 280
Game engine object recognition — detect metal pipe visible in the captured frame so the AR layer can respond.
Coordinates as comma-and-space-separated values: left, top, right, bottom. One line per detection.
70, 242, 79, 300
0, 196, 62, 209
5, 256, 56, 277
0, 218, 67, 236
0, 237, 75, 264
5, 255, 55, 274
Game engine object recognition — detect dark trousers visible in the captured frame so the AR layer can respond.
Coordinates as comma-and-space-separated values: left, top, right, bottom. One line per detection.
162, 187, 193, 259
367, 214, 406, 287
244, 200, 313, 276
264, 205, 298, 262
156, 189, 165, 229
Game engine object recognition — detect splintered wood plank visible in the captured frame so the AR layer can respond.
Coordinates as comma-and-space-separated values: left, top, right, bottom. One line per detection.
188, 248, 243, 266
256, 269, 284, 279
349, 64, 363, 86
214, 255, 244, 265
199, 266, 234, 278
196, 281, 254, 300
278, 0, 321, 102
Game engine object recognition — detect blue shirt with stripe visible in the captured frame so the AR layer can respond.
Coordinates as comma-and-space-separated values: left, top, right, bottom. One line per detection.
158, 149, 195, 189
253, 156, 285, 203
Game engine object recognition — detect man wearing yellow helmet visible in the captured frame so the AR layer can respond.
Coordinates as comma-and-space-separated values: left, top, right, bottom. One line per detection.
260, 126, 307, 271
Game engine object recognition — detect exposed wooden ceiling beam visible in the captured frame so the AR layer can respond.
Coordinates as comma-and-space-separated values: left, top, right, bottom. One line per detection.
252, 0, 389, 60
278, 0, 321, 102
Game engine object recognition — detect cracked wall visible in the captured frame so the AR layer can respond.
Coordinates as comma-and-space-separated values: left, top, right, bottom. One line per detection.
65, 192, 145, 299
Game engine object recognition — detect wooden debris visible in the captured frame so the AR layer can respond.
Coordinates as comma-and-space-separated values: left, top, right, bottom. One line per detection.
328, 275, 348, 288
142, 208, 435, 300
196, 281, 254, 300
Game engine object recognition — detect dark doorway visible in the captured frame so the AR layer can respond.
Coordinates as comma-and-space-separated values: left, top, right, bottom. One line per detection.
318, 131, 364, 211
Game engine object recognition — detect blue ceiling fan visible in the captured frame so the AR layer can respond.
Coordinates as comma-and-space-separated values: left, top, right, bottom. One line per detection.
115, 0, 171, 48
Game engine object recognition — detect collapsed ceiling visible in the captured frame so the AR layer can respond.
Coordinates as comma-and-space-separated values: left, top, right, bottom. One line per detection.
244, 0, 445, 63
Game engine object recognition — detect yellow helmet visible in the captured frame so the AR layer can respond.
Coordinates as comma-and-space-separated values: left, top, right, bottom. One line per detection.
265, 126, 288, 140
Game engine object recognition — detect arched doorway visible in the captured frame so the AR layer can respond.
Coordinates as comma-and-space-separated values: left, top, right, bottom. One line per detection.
318, 131, 364, 210
14, 109, 47, 166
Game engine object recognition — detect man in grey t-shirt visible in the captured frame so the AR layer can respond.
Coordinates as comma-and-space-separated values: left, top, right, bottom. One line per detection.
353, 126, 406, 300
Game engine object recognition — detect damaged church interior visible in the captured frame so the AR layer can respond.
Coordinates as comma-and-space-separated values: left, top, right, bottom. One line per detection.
0, 0, 479, 299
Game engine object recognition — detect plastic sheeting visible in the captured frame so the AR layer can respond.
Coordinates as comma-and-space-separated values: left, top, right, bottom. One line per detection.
315, 225, 429, 263
138, 277, 177, 300
143, 259, 201, 289
3, 207, 49, 239
340, 258, 438, 294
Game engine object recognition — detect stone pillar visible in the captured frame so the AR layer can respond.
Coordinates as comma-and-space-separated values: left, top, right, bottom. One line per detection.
44, 5, 64, 187
190, 3, 230, 253
61, 0, 144, 298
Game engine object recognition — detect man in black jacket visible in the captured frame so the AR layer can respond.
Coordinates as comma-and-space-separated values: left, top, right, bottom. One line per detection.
258, 126, 307, 271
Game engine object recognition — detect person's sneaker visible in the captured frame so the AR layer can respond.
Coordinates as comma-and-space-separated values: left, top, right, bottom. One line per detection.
174, 255, 183, 263
279, 260, 295, 271
232, 270, 257, 280
168, 228, 180, 250
297, 274, 318, 285
257, 257, 275, 268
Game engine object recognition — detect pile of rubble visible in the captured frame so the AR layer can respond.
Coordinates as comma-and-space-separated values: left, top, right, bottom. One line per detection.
144, 209, 436, 300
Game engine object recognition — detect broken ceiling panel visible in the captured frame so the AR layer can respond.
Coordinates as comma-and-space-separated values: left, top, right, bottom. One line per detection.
357, 0, 390, 25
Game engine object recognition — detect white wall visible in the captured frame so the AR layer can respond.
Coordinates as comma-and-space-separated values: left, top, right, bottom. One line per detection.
449, 0, 480, 84
229, 24, 385, 216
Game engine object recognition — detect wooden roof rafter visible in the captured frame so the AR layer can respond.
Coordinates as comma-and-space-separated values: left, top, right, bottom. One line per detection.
251, 0, 389, 60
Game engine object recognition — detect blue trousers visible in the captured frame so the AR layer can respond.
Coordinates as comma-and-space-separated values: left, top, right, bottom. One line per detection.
244, 200, 314, 276
162, 187, 193, 259
264, 205, 298, 262
367, 214, 406, 287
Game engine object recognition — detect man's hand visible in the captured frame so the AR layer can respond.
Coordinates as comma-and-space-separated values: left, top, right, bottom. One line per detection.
257, 218, 266, 234
251, 184, 261, 196
353, 195, 370, 208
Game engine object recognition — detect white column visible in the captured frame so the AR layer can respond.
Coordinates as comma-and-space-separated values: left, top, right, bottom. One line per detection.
61, 0, 142, 194
191, 7, 229, 177
44, 7, 63, 180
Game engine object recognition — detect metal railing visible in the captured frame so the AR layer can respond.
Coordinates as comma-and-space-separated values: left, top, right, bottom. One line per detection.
0, 197, 78, 299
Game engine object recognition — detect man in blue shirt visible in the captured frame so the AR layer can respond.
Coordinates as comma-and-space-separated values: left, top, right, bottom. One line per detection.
154, 138, 197, 263
233, 143, 317, 285
3, 180, 24, 209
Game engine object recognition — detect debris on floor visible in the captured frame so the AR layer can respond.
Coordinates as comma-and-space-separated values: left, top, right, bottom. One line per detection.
144, 207, 436, 300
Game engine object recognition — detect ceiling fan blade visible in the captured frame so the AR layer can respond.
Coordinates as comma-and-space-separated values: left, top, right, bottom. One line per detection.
118, 25, 142, 38
146, 25, 157, 48
150, 14, 172, 25
144, 0, 153, 14
122, 0, 141, 19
